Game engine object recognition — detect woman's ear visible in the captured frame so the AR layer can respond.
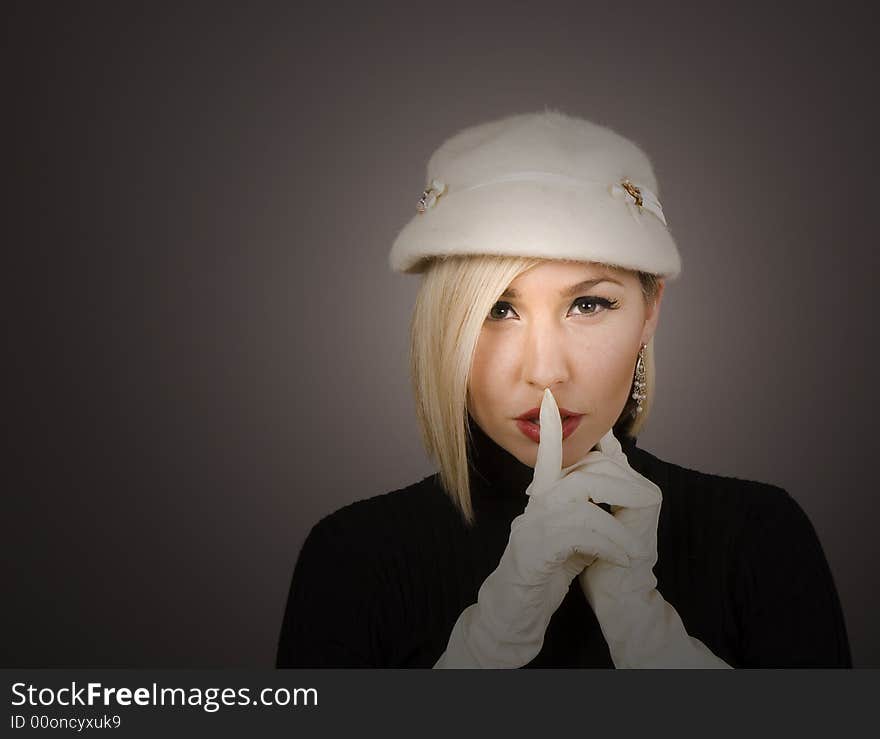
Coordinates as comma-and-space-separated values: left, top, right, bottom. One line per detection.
641, 279, 665, 344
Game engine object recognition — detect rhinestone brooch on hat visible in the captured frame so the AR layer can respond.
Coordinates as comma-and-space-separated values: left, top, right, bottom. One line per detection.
609, 178, 667, 226
417, 179, 447, 213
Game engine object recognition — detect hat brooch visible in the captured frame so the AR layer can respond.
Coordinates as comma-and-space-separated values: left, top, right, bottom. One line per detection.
417, 179, 447, 213
610, 178, 667, 226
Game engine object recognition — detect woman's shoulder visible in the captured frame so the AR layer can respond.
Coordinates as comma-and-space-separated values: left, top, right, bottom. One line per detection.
629, 446, 850, 668
287, 474, 473, 615
306, 473, 459, 550
630, 444, 825, 570
628, 442, 795, 517
278, 475, 458, 668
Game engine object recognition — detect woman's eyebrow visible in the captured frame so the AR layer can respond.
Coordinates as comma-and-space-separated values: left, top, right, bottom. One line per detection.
500, 277, 623, 300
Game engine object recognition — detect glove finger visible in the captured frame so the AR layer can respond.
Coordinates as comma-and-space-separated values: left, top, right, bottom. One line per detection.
525, 388, 564, 498
542, 500, 649, 560
582, 469, 660, 509
566, 448, 659, 485
558, 428, 626, 474
563, 551, 598, 574
511, 499, 645, 559
596, 426, 626, 459
543, 524, 632, 569
538, 465, 660, 510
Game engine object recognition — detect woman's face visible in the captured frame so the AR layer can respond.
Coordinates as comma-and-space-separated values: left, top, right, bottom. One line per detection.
467, 260, 665, 469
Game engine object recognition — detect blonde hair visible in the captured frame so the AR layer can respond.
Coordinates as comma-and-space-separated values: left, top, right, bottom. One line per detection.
409, 255, 661, 527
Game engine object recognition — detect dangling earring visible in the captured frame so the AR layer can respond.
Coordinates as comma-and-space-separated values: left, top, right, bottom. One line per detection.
631, 343, 647, 417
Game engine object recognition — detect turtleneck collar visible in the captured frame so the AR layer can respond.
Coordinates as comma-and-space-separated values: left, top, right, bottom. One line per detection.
466, 412, 639, 507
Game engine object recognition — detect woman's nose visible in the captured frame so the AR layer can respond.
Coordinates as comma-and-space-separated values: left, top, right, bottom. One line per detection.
520, 323, 571, 389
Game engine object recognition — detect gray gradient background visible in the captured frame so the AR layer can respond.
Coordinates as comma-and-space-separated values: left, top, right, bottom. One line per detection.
5, 1, 878, 667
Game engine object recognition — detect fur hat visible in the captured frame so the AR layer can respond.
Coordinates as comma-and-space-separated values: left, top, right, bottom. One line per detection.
388, 109, 681, 279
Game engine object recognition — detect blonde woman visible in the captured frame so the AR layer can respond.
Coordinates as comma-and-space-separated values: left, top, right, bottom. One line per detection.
276, 111, 851, 668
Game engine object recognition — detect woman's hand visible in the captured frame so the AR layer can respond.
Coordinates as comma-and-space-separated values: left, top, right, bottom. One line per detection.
576, 428, 732, 668
434, 389, 648, 668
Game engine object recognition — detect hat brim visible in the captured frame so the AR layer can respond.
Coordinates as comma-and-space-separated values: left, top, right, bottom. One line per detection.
389, 179, 681, 279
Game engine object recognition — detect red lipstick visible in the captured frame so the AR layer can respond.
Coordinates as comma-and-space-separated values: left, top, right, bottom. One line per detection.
516, 406, 582, 420
514, 407, 584, 443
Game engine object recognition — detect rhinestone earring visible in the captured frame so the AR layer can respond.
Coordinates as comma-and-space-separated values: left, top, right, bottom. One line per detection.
631, 343, 647, 416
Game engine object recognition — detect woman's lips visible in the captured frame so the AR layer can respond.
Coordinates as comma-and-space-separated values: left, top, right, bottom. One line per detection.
515, 414, 583, 443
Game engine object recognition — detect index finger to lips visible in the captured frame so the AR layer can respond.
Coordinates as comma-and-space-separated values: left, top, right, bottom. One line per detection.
527, 388, 564, 498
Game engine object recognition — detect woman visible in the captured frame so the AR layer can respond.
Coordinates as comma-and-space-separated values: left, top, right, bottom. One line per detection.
276, 110, 852, 668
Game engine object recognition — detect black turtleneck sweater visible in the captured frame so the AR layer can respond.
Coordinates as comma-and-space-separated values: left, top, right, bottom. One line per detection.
276, 417, 852, 668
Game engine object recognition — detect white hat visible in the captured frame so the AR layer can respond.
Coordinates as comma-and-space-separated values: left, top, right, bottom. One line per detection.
388, 109, 681, 279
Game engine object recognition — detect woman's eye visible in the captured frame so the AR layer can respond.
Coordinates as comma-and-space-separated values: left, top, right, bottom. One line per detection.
488, 302, 516, 320
570, 296, 619, 316
487, 296, 619, 321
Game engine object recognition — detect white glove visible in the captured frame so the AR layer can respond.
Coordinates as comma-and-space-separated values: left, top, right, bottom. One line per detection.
576, 427, 732, 668
434, 388, 650, 668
